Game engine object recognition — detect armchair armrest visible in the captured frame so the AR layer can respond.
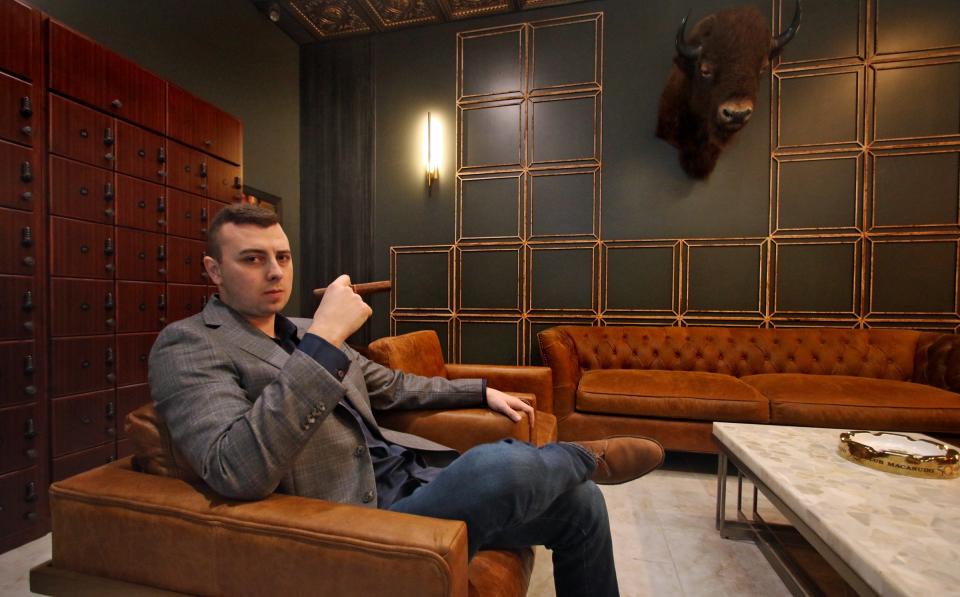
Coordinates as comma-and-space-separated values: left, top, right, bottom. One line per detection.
49, 458, 471, 597
444, 364, 553, 413
376, 408, 534, 452
537, 327, 583, 419
914, 332, 960, 394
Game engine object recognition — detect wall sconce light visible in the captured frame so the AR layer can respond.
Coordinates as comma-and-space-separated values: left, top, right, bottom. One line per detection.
423, 112, 441, 194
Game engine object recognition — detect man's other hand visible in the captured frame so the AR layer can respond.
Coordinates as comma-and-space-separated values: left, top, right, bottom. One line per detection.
486, 388, 536, 438
307, 274, 373, 346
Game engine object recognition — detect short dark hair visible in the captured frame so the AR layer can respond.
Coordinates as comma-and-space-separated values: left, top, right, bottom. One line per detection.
206, 203, 281, 261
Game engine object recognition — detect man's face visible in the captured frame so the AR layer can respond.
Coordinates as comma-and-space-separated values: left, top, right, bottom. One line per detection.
204, 223, 293, 321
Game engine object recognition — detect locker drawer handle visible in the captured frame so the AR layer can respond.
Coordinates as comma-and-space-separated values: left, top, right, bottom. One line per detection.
138, 200, 146, 209
22, 290, 33, 311
80, 302, 90, 311
79, 186, 89, 196
24, 449, 37, 460
139, 354, 148, 363
21, 125, 32, 136
79, 128, 88, 138
24, 482, 37, 502
104, 127, 114, 146
80, 416, 91, 424
24, 355, 34, 374
21, 226, 33, 247
111, 99, 123, 109
158, 147, 166, 163
24, 418, 37, 439
104, 238, 114, 255
106, 348, 115, 365
106, 318, 115, 328
105, 292, 114, 310
104, 182, 114, 201
20, 96, 32, 117
138, 148, 146, 157
20, 161, 32, 182
81, 360, 90, 368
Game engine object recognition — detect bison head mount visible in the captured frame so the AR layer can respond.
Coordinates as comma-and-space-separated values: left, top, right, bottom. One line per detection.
656, 2, 802, 179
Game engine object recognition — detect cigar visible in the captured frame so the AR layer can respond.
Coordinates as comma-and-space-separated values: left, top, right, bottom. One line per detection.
313, 280, 391, 298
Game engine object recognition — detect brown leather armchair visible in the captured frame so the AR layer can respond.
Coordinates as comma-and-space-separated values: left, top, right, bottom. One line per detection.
31, 348, 559, 597
366, 330, 558, 448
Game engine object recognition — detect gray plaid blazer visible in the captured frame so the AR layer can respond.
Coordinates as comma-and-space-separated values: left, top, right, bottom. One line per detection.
149, 296, 482, 504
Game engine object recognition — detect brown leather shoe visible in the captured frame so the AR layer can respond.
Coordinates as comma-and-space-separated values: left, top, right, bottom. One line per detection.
575, 436, 665, 485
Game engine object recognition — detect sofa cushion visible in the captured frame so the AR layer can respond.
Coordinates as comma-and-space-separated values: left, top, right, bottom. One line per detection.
576, 369, 769, 423
741, 373, 960, 432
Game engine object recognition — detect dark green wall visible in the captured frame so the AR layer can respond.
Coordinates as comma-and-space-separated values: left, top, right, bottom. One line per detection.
298, 0, 960, 361
31, 0, 303, 314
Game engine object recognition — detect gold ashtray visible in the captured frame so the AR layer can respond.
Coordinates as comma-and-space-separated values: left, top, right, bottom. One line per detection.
838, 431, 959, 479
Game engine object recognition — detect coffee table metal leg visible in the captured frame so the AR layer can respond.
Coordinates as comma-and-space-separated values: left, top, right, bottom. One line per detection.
716, 453, 727, 531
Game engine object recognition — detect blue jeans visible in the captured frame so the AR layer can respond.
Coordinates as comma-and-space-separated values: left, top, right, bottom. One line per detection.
390, 439, 619, 597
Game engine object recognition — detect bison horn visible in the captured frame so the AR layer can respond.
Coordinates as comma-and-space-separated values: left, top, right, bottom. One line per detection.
771, 0, 802, 55
675, 12, 702, 62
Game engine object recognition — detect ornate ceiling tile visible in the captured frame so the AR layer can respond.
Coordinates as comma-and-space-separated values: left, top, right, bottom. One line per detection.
436, 0, 513, 21
517, 0, 585, 8
288, 0, 372, 38
361, 0, 442, 29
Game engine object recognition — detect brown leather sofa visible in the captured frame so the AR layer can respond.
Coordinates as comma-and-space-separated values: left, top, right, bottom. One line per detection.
31, 346, 559, 597
538, 326, 960, 453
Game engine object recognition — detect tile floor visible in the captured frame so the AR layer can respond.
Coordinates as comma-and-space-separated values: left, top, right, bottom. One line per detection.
0, 454, 791, 596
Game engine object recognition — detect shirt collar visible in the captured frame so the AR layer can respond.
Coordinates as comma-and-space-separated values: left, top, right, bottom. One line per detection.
274, 313, 300, 344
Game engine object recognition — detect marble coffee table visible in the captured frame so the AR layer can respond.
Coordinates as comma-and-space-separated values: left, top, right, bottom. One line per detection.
712, 422, 960, 597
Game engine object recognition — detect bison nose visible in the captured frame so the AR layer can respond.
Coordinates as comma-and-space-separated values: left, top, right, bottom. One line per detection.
720, 106, 753, 124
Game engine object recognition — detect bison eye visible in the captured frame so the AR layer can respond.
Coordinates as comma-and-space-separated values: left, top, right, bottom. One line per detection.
699, 63, 714, 79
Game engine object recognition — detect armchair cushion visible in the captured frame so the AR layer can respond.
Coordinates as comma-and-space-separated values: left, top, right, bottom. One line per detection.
48, 458, 532, 597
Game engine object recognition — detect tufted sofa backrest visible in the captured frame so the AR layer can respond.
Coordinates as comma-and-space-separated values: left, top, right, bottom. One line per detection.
555, 326, 921, 381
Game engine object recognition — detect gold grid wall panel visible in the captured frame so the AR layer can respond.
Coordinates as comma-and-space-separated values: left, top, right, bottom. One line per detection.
772, 0, 960, 333
392, 2, 960, 364
398, 11, 604, 364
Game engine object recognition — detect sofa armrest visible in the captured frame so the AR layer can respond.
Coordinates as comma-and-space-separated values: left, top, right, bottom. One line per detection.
914, 332, 960, 394
377, 407, 535, 451
537, 327, 582, 419
445, 364, 553, 413
50, 458, 471, 597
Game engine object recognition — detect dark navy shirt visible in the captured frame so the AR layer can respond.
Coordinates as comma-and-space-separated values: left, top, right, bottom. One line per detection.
271, 315, 446, 508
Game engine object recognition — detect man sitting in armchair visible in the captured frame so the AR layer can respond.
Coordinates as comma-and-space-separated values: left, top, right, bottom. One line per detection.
149, 203, 664, 597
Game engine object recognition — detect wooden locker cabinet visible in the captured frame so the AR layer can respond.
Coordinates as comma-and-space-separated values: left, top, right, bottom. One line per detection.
50, 217, 115, 278
115, 227, 166, 282
166, 283, 209, 324
49, 278, 115, 337
0, 207, 37, 276
166, 236, 208, 285
116, 281, 166, 333
51, 389, 116, 457
0, 70, 36, 147
115, 174, 165, 233
0, 0, 242, 554
48, 156, 115, 225
115, 120, 165, 183
0, 468, 42, 542
0, 276, 36, 340
0, 341, 37, 407
0, 138, 36, 211
49, 336, 116, 398
0, 403, 40, 475
51, 443, 115, 483
0, 0, 34, 80
115, 333, 157, 386
167, 187, 208, 240
49, 94, 116, 170
168, 84, 241, 165
0, 0, 46, 554
48, 21, 166, 133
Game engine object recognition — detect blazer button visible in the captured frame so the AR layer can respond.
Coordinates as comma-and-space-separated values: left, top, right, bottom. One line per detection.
354, 445, 365, 457
362, 491, 374, 504
306, 415, 317, 424
336, 369, 346, 379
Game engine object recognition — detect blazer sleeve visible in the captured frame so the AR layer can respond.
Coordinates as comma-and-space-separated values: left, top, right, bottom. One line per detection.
347, 345, 484, 412
149, 323, 345, 500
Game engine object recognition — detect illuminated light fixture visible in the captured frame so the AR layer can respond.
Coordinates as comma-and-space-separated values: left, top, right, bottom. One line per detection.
424, 111, 441, 194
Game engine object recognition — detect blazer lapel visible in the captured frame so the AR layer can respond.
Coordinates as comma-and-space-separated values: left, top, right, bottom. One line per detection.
203, 296, 290, 370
